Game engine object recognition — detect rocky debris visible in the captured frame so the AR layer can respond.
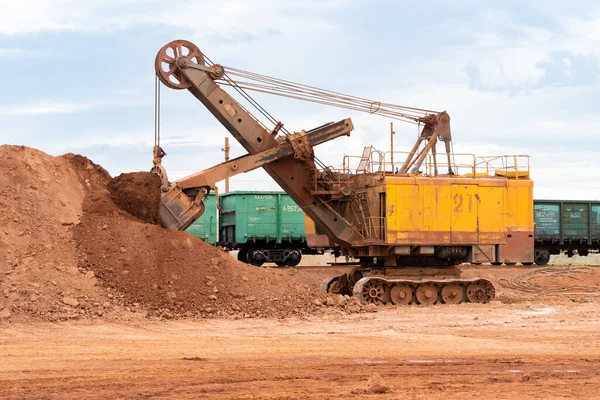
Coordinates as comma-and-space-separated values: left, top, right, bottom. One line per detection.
366, 373, 390, 394
0, 308, 11, 319
319, 295, 380, 314
62, 297, 80, 307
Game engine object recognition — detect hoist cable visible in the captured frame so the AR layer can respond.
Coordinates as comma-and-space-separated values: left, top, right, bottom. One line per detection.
204, 55, 290, 135
154, 74, 161, 147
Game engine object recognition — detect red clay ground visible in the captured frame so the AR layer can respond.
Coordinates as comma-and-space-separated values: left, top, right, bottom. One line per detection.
1, 299, 599, 399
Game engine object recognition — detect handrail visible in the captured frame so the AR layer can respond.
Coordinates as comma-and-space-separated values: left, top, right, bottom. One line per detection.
340, 147, 530, 179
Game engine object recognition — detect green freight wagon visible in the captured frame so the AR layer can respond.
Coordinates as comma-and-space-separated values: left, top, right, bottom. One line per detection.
185, 193, 218, 245
218, 191, 312, 266
534, 200, 600, 265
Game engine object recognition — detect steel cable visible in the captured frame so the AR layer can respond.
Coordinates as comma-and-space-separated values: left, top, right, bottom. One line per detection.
218, 66, 440, 124
204, 55, 289, 135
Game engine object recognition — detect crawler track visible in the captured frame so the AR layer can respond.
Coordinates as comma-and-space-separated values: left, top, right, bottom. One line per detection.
352, 276, 495, 305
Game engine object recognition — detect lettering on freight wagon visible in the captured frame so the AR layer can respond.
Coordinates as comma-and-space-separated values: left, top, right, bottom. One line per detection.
282, 205, 301, 212
254, 195, 273, 199
535, 211, 556, 219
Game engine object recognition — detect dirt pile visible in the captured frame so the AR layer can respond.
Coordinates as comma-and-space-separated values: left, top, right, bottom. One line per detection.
76, 174, 326, 318
0, 146, 326, 322
108, 172, 161, 224
0, 146, 115, 322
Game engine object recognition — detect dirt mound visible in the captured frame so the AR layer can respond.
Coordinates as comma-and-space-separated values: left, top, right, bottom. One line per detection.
0, 145, 325, 322
75, 183, 325, 318
0, 146, 117, 323
108, 172, 161, 224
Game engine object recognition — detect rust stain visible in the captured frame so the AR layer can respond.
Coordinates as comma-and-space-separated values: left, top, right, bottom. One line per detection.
388, 204, 395, 216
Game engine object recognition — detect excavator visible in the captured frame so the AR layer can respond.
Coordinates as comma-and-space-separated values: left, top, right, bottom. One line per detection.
152, 39, 534, 305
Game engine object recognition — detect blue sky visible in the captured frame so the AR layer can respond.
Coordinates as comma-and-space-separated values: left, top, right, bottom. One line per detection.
0, 0, 598, 199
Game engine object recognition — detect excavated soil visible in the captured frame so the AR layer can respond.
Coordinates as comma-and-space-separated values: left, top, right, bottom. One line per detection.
0, 146, 113, 322
107, 172, 161, 224
75, 183, 325, 319
0, 145, 326, 323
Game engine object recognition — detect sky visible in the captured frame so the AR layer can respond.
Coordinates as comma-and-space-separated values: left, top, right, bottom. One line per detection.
0, 0, 598, 200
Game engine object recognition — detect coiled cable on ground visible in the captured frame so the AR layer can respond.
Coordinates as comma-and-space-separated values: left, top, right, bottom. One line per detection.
499, 266, 597, 295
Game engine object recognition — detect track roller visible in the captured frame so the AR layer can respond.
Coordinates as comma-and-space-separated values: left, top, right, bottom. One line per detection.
390, 284, 413, 305
415, 283, 438, 305
440, 283, 464, 304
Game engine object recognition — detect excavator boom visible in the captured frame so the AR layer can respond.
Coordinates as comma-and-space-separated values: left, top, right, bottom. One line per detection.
153, 40, 453, 245
154, 40, 355, 243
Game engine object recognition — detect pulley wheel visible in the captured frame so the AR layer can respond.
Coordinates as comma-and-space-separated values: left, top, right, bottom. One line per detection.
440, 283, 464, 304
155, 40, 205, 89
361, 279, 385, 304
390, 283, 413, 305
415, 283, 438, 305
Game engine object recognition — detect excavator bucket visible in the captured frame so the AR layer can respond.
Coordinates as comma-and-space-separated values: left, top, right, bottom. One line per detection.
159, 184, 206, 231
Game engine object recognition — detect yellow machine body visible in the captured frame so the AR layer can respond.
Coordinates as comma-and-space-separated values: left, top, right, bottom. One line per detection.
307, 173, 534, 264
383, 175, 534, 263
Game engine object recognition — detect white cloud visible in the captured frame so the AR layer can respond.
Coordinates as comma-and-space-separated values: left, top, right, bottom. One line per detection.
0, 102, 92, 116
0, 93, 148, 118
0, 48, 26, 56
0, 0, 349, 35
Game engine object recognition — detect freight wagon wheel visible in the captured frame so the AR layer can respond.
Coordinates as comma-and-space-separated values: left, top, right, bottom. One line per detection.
534, 248, 550, 266
521, 262, 533, 266
237, 249, 248, 263
415, 283, 438, 305
275, 261, 287, 267
246, 248, 264, 267
286, 253, 301, 267
361, 280, 385, 304
440, 283, 464, 304
390, 284, 413, 305
491, 262, 502, 266
155, 40, 205, 89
